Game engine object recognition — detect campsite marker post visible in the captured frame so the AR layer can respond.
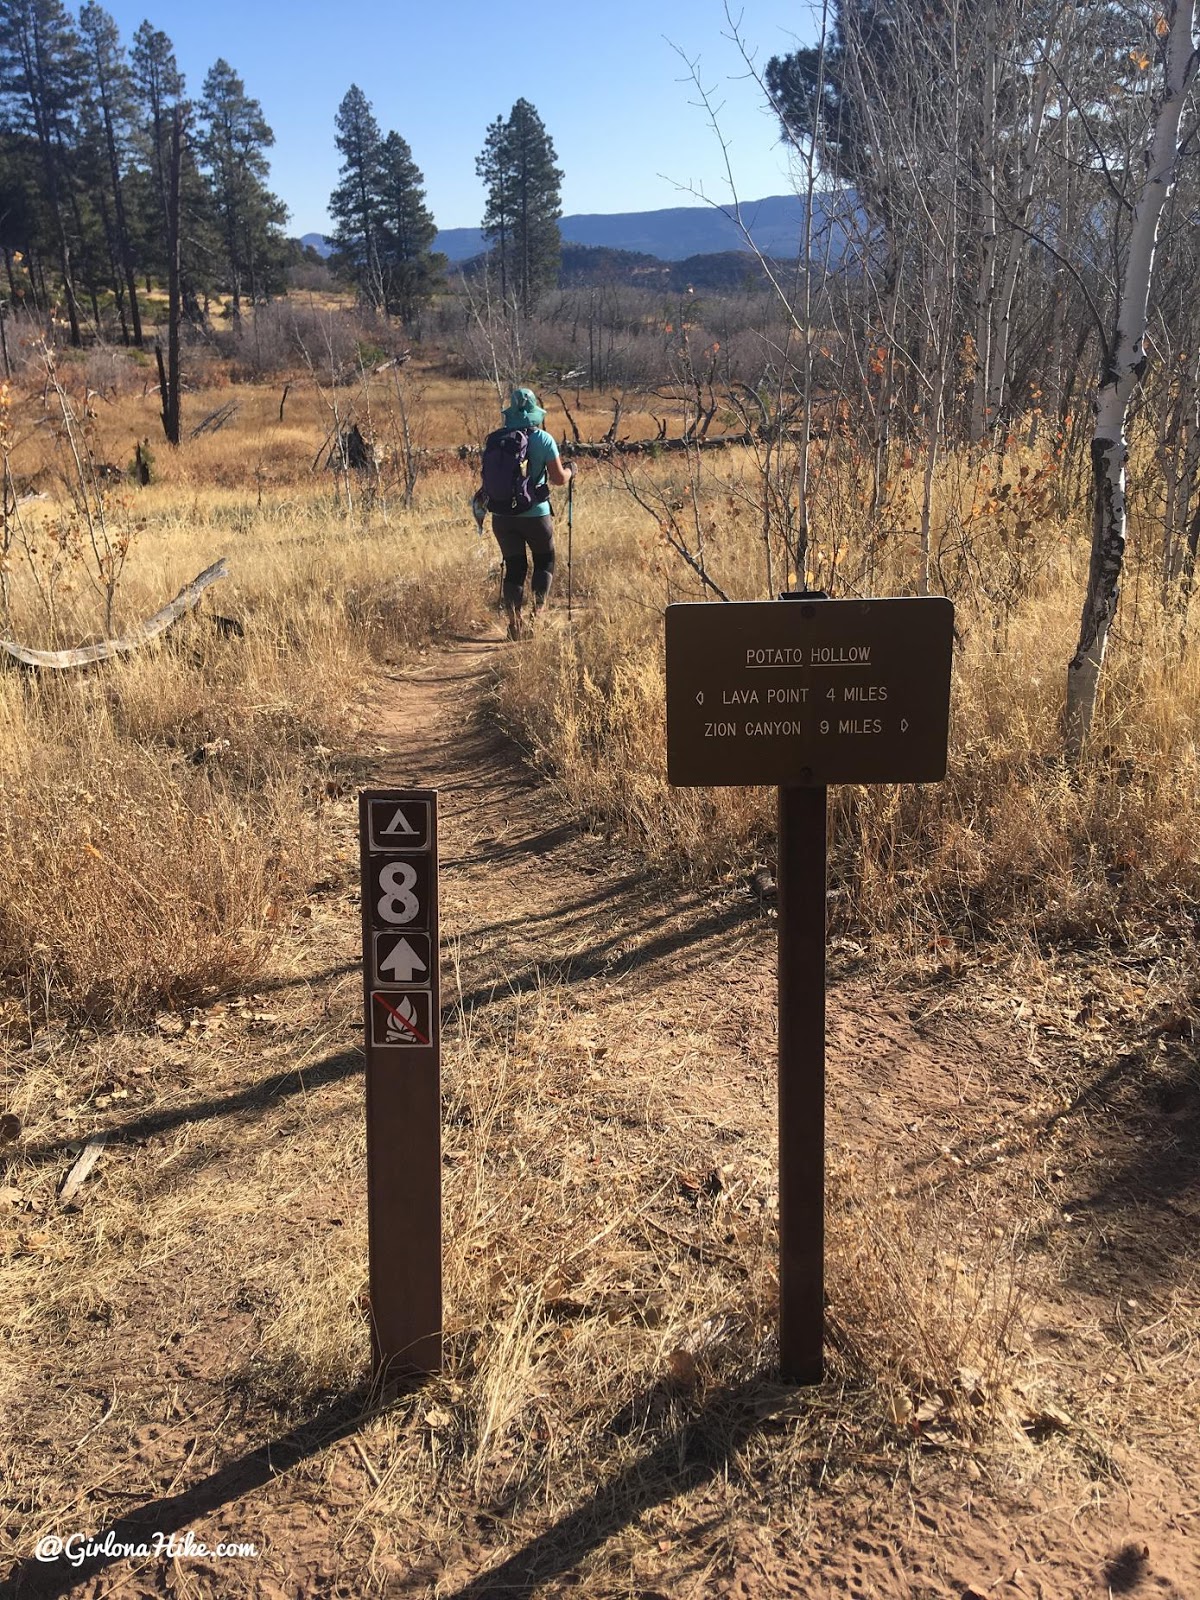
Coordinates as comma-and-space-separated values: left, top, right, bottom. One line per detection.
359, 788, 442, 1380
665, 596, 954, 1382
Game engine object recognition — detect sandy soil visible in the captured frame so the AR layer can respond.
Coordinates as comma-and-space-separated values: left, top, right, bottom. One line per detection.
3, 622, 1197, 1599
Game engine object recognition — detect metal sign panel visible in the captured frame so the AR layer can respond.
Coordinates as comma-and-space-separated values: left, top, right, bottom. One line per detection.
665, 597, 954, 787
359, 788, 441, 1379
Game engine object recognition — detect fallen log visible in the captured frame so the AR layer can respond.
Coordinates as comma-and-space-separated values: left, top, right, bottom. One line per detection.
0, 557, 231, 671
446, 422, 832, 468
452, 431, 756, 464
565, 431, 754, 457
188, 401, 239, 440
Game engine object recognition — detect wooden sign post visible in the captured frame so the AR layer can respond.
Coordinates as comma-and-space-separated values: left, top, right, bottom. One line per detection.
359, 788, 442, 1381
666, 596, 954, 1383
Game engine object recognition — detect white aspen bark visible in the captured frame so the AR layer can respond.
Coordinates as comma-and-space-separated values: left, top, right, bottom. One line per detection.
986, 58, 1052, 431
1065, 0, 1200, 757
837, 20, 900, 515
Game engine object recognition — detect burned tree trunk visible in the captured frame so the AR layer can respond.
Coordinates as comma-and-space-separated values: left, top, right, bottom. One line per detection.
157, 105, 184, 447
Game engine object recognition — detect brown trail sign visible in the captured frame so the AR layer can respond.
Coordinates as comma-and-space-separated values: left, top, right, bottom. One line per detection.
359, 789, 442, 1381
666, 596, 953, 788
666, 596, 954, 1382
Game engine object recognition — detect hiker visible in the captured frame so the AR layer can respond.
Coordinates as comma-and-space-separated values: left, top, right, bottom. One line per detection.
479, 386, 575, 640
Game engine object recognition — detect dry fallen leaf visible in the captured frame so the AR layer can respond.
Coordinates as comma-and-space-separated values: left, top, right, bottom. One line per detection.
956, 1366, 987, 1403
887, 1391, 914, 1426
18, 1230, 56, 1255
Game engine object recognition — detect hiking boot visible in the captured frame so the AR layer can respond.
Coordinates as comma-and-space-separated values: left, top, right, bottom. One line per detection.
506, 615, 524, 642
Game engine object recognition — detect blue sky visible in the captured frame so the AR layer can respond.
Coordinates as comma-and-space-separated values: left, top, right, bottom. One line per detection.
99, 0, 815, 235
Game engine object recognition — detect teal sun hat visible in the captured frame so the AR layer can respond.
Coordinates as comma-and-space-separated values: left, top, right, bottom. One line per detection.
502, 386, 546, 427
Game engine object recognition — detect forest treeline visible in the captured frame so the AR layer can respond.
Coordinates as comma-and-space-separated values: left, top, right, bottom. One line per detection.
0, 1, 294, 343
0, 1, 567, 344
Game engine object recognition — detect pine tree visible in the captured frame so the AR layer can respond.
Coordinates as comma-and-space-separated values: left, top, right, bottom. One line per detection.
70, 91, 120, 332
0, 0, 86, 343
0, 128, 41, 306
508, 99, 562, 312
128, 21, 216, 319
197, 58, 287, 321
328, 84, 385, 308
476, 114, 512, 301
128, 20, 182, 281
477, 99, 562, 314
78, 2, 141, 343
377, 130, 442, 324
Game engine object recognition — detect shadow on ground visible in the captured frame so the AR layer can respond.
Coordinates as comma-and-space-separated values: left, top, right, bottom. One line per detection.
6, 1387, 376, 1598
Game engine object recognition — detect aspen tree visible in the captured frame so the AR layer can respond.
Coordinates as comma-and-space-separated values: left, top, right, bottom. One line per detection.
1065, 0, 1200, 756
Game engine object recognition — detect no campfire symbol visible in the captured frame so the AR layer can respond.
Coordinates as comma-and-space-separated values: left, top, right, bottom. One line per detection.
370, 988, 433, 1048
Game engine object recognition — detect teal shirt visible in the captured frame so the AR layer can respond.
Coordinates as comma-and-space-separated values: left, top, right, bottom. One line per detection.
519, 427, 559, 518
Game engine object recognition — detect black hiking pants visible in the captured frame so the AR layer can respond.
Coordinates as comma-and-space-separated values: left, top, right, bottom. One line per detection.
492, 514, 555, 611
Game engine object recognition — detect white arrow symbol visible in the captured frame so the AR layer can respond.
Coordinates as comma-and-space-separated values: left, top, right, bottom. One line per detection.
380, 806, 418, 836
380, 937, 427, 982
900, 718, 909, 733
696, 691, 704, 705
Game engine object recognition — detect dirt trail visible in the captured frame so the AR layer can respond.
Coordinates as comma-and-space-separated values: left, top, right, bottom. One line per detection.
370, 629, 1019, 1159
361, 627, 1199, 1600
369, 628, 778, 1138
6, 624, 1197, 1600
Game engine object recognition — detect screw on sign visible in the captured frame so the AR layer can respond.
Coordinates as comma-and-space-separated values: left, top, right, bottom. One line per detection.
665, 596, 954, 1384
358, 789, 441, 1381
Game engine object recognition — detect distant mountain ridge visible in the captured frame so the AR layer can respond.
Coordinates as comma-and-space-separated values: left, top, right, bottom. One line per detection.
301, 192, 846, 267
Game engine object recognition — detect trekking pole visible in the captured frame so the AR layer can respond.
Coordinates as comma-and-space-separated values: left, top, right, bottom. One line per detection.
567, 470, 574, 622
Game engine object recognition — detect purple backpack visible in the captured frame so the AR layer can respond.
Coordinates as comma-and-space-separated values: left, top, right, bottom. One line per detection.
481, 426, 543, 514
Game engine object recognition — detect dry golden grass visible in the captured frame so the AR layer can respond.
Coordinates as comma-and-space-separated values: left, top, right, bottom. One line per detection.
3, 353, 1198, 1594
495, 445, 1200, 958
0, 412, 490, 1021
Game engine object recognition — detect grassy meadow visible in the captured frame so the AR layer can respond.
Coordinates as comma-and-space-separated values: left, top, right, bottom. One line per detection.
8, 347, 1199, 1026
2, 328, 1199, 1592
498, 438, 1200, 958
